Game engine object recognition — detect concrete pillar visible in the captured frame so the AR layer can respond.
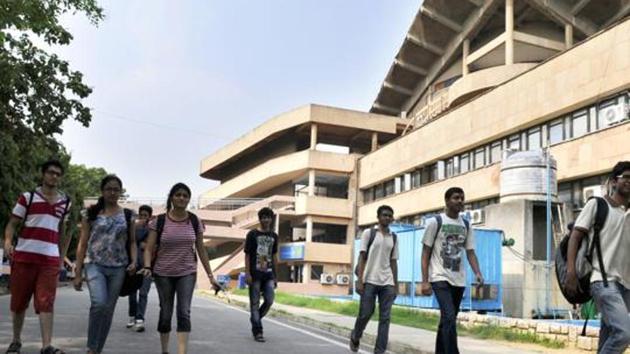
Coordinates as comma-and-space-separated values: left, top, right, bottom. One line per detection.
302, 263, 310, 284
308, 170, 316, 197
462, 39, 470, 76
310, 124, 318, 150
565, 24, 573, 49
306, 216, 313, 242
371, 132, 378, 152
274, 213, 280, 234
505, 0, 514, 65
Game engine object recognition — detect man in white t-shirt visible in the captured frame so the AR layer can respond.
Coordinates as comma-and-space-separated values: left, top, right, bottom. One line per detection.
421, 187, 483, 354
350, 205, 399, 354
566, 161, 630, 354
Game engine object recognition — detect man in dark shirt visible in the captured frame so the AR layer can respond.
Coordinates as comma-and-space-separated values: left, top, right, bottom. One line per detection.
126, 205, 153, 332
244, 207, 278, 343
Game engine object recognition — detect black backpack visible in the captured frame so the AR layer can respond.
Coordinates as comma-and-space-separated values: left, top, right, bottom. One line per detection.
555, 196, 609, 305
354, 227, 397, 277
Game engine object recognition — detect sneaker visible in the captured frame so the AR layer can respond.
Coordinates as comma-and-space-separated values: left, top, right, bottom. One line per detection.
349, 335, 359, 352
254, 333, 266, 343
134, 319, 145, 332
133, 320, 144, 332
126, 317, 135, 328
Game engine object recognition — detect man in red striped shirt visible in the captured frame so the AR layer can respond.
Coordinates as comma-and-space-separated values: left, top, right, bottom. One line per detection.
3, 160, 71, 354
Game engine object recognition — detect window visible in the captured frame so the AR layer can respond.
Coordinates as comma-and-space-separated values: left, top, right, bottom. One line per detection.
310, 265, 324, 280
597, 98, 625, 129
490, 141, 502, 163
474, 148, 485, 169
411, 170, 422, 188
548, 119, 564, 145
374, 184, 384, 199
571, 110, 588, 138
394, 177, 402, 194
508, 134, 521, 150
446, 158, 455, 178
527, 127, 542, 150
403, 173, 411, 192
430, 164, 438, 182
363, 189, 373, 203
384, 180, 395, 196
460, 153, 470, 174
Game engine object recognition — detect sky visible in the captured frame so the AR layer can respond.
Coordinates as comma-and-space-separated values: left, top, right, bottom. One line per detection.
55, 0, 420, 201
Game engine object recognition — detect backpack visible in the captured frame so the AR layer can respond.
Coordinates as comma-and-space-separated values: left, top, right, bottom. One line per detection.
354, 226, 397, 277
555, 196, 609, 305
153, 212, 201, 263
119, 208, 144, 297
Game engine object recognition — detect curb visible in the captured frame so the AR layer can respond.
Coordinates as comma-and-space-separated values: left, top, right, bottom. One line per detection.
197, 290, 431, 354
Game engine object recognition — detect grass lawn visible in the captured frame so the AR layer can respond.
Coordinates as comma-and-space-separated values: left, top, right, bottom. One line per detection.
230, 288, 564, 349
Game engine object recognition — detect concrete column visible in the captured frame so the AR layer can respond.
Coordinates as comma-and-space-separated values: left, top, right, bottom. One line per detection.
565, 24, 573, 49
307, 170, 316, 197
274, 213, 280, 234
310, 124, 318, 150
302, 263, 310, 284
505, 0, 514, 65
371, 132, 378, 152
462, 39, 470, 76
306, 216, 313, 242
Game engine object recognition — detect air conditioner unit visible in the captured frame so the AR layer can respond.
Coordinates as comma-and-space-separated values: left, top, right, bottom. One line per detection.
583, 185, 603, 203
336, 274, 350, 285
320, 273, 335, 285
599, 103, 627, 127
470, 209, 485, 225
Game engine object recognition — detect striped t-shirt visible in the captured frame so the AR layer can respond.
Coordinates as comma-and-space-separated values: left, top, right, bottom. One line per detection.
149, 214, 204, 277
11, 188, 71, 266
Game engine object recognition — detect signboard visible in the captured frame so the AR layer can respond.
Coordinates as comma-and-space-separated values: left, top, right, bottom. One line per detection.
279, 242, 305, 261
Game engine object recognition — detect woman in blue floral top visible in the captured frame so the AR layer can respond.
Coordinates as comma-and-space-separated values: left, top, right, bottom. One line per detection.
74, 175, 137, 354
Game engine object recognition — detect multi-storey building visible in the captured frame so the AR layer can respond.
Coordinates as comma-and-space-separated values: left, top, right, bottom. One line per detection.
199, 0, 630, 316
197, 105, 404, 295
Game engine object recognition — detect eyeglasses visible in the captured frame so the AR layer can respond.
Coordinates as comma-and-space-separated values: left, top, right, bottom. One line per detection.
104, 187, 122, 193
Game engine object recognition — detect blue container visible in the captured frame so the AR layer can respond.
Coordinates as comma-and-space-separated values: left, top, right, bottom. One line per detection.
353, 223, 503, 312
237, 272, 247, 289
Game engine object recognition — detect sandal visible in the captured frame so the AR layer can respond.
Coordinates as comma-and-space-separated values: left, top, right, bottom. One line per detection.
40, 346, 65, 354
6, 341, 21, 354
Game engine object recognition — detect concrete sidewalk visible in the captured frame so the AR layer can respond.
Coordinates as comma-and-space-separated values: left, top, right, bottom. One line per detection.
202, 291, 586, 354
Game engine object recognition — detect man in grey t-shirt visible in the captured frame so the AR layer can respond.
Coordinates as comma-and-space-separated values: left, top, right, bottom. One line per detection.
421, 187, 483, 354
350, 205, 398, 354
566, 161, 630, 354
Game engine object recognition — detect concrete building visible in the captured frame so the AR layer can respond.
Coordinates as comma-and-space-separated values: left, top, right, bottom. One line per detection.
197, 105, 405, 295
360, 0, 630, 317
199, 0, 630, 316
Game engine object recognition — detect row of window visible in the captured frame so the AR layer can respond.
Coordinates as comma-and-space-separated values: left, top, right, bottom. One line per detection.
362, 91, 629, 204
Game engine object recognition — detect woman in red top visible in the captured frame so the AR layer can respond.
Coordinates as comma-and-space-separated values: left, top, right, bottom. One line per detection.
139, 183, 219, 354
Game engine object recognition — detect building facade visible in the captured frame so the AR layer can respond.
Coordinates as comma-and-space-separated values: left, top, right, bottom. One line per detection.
199, 0, 630, 316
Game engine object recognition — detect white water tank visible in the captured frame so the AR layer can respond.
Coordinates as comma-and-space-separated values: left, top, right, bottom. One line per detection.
500, 150, 558, 202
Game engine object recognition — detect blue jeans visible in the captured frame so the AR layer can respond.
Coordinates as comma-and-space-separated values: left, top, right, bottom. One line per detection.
128, 276, 152, 320
432, 281, 465, 354
591, 281, 630, 354
85, 264, 126, 353
153, 273, 196, 333
248, 278, 275, 335
351, 283, 397, 354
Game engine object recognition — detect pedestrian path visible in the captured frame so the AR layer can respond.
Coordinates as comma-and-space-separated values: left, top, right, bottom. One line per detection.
204, 291, 587, 354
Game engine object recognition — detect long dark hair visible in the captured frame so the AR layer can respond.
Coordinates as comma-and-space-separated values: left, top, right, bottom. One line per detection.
166, 183, 192, 212
87, 175, 123, 222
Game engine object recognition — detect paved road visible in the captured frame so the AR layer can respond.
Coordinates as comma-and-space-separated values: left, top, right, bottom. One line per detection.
1, 285, 371, 354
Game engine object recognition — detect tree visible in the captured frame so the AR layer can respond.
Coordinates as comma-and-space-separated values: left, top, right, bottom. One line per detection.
0, 0, 103, 231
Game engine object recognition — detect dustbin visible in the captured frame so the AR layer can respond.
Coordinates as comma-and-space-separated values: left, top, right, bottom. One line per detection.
237, 272, 247, 289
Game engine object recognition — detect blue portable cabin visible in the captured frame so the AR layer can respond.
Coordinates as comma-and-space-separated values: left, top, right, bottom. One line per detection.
352, 223, 503, 312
